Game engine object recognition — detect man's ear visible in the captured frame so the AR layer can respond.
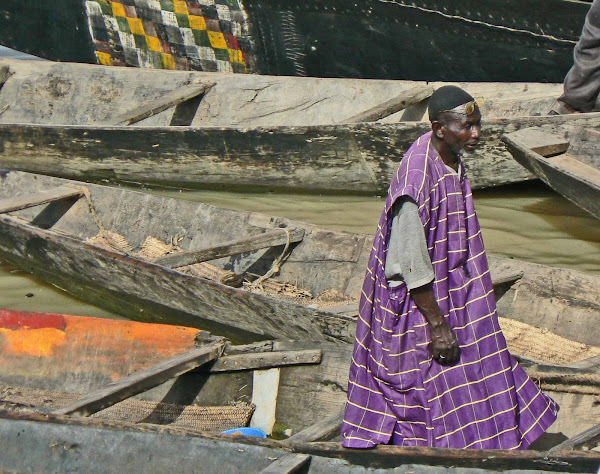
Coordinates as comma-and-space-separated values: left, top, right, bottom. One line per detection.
432, 121, 445, 140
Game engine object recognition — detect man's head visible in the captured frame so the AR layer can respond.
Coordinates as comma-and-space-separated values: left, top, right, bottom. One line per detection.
428, 85, 482, 158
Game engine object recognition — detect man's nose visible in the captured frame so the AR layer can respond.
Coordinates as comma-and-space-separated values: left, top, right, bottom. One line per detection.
471, 125, 481, 140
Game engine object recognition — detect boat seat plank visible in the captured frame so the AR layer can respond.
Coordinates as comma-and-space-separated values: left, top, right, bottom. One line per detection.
504, 128, 570, 157
545, 153, 600, 187
203, 349, 323, 373
0, 186, 83, 214
549, 421, 600, 452
156, 228, 305, 269
282, 406, 346, 445
340, 85, 434, 124
94, 82, 213, 126
51, 341, 224, 417
259, 453, 312, 474
490, 269, 524, 286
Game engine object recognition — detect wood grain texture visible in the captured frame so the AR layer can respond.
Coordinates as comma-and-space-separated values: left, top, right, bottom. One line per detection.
1, 113, 599, 194
3, 411, 598, 473
95, 82, 212, 126
52, 341, 224, 416
0, 186, 82, 213
503, 123, 600, 220
203, 349, 322, 372
550, 422, 600, 452
340, 85, 434, 123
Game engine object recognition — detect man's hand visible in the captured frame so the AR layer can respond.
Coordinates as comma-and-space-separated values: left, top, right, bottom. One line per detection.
410, 282, 460, 365
429, 319, 460, 365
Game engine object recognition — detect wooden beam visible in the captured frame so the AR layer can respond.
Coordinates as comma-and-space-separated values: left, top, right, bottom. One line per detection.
223, 340, 274, 355
491, 269, 524, 286
259, 454, 311, 474
202, 349, 322, 372
52, 341, 224, 417
504, 128, 570, 157
340, 85, 434, 124
0, 186, 83, 214
95, 82, 213, 126
549, 421, 600, 452
282, 406, 346, 445
155, 228, 305, 269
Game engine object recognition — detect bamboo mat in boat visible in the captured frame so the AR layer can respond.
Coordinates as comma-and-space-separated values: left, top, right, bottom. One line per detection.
0, 386, 254, 432
499, 317, 600, 366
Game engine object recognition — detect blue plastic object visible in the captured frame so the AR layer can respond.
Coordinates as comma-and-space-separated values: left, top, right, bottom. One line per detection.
222, 427, 267, 438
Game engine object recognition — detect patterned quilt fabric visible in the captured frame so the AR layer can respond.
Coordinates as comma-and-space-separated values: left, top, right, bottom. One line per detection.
341, 131, 558, 449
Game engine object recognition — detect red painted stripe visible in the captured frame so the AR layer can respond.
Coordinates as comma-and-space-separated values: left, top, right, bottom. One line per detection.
0, 309, 66, 330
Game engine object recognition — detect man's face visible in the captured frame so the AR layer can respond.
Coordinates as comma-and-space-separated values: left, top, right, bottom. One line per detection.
440, 107, 482, 155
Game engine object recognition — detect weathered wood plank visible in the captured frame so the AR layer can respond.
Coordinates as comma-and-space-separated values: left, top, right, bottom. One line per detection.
503, 128, 570, 157
0, 186, 83, 214
224, 340, 275, 355
490, 269, 523, 286
503, 130, 600, 220
549, 422, 600, 452
0, 214, 357, 343
547, 153, 600, 187
204, 350, 323, 372
340, 85, 434, 124
95, 82, 213, 126
156, 228, 305, 269
2, 410, 600, 472
0, 115, 595, 194
259, 453, 311, 474
282, 406, 345, 445
51, 341, 224, 416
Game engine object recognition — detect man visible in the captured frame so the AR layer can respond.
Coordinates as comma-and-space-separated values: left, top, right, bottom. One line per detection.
552, 0, 600, 114
341, 86, 558, 450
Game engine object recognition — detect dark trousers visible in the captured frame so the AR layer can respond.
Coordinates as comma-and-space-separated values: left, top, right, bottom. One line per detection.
560, 0, 600, 112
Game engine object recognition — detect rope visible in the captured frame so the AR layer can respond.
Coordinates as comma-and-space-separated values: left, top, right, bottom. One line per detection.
251, 228, 292, 287
73, 185, 136, 257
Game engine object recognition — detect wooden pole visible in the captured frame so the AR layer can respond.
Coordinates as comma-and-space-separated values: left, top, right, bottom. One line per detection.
340, 85, 434, 124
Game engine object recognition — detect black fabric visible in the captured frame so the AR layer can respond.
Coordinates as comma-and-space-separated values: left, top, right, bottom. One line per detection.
428, 85, 474, 121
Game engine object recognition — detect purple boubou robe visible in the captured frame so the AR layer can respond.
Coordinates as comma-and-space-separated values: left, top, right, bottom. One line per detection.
341, 132, 558, 450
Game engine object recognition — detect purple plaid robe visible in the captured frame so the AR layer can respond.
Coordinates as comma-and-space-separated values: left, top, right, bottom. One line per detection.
341, 132, 558, 450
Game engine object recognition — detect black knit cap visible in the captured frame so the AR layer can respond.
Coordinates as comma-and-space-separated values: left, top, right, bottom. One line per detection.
428, 85, 474, 121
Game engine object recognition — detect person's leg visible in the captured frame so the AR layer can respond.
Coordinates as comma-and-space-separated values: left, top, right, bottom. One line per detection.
559, 0, 600, 112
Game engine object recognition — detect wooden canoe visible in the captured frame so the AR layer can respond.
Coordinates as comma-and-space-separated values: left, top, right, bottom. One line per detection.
0, 0, 590, 83
1, 59, 600, 195
1, 170, 600, 350
0, 309, 598, 473
503, 124, 600, 221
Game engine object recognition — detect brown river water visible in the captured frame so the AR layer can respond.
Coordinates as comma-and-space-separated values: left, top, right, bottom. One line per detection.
1, 181, 599, 319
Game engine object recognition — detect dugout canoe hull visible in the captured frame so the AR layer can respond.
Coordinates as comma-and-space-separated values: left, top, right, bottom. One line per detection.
1, 58, 599, 194
3, 114, 600, 195
503, 124, 600, 221
0, 309, 598, 472
0, 0, 591, 82
2, 412, 600, 473
1, 171, 600, 348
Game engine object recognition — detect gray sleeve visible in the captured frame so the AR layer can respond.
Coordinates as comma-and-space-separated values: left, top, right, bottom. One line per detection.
385, 197, 435, 290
